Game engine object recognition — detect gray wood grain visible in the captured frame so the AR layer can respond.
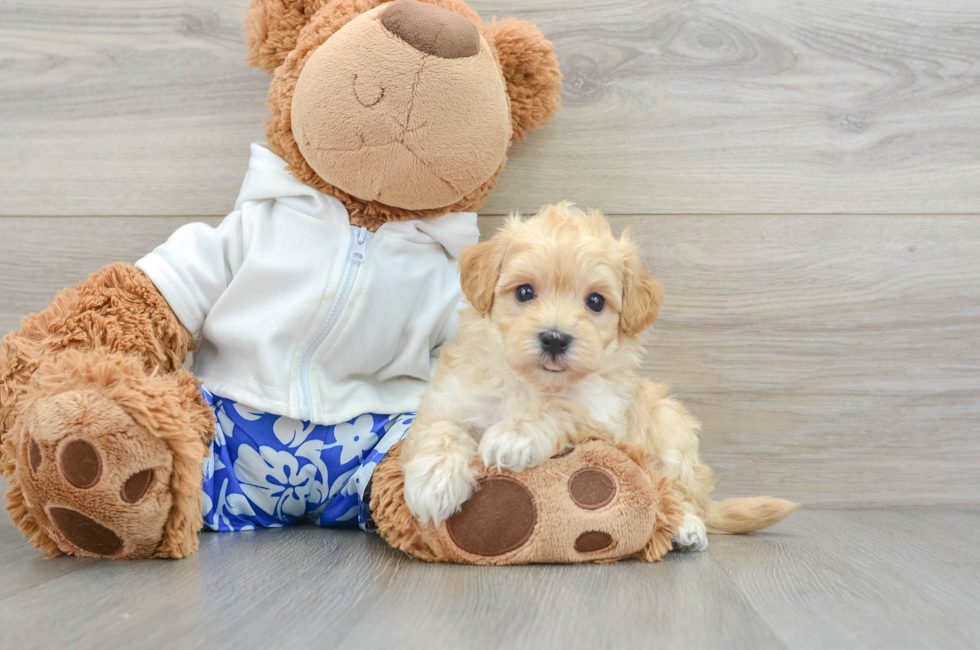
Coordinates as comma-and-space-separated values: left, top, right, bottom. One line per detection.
618, 214, 980, 508
347, 546, 783, 650
3, 214, 979, 508
1, 480, 977, 650
0, 476, 100, 601
0, 216, 221, 333
710, 509, 980, 650
2, 1, 980, 216
0, 479, 782, 650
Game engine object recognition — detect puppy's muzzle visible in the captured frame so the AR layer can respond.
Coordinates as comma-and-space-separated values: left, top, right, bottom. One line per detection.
539, 330, 572, 358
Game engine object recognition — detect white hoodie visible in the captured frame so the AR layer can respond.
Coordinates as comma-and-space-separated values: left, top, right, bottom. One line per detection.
136, 144, 479, 424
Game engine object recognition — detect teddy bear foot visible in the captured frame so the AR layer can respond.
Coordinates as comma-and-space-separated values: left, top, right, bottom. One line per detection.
12, 388, 175, 558
4, 350, 213, 559
371, 439, 685, 564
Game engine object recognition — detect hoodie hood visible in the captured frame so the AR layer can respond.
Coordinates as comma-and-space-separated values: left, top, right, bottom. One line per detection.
235, 143, 479, 259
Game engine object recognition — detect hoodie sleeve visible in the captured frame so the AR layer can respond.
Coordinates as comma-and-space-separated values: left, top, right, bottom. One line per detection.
135, 210, 247, 337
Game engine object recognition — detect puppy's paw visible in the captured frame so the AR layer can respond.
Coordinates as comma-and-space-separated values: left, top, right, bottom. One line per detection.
671, 512, 709, 552
479, 423, 554, 473
403, 454, 478, 526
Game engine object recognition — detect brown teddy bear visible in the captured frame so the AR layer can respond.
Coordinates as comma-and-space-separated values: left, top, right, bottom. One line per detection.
0, 0, 680, 563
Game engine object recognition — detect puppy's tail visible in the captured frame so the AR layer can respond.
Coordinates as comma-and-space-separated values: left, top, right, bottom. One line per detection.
704, 497, 799, 534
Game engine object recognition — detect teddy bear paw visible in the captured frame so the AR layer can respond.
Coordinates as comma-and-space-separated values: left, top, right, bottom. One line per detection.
438, 442, 664, 563
15, 389, 176, 559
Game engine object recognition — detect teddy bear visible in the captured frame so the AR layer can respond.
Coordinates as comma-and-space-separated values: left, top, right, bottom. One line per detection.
0, 0, 680, 563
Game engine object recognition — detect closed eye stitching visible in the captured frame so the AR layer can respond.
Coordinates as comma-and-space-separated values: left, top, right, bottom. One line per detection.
353, 73, 385, 108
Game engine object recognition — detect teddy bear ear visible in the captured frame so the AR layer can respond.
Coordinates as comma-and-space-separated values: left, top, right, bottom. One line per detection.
489, 18, 563, 141
244, 0, 326, 71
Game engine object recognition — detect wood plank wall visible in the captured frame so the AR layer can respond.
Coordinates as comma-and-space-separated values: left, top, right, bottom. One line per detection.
1, 1, 978, 506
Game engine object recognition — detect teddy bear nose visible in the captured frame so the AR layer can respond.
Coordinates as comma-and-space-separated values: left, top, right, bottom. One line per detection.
381, 0, 481, 59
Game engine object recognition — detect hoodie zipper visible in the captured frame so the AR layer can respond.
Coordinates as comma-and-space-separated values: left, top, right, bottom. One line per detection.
297, 226, 372, 421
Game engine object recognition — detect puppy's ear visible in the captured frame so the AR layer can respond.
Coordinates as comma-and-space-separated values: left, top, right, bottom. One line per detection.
459, 235, 508, 315
620, 242, 663, 336
489, 18, 562, 141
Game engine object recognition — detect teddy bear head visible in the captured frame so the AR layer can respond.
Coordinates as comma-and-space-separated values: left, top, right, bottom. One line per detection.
245, 0, 562, 229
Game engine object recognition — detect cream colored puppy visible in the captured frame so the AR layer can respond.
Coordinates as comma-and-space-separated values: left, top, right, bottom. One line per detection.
401, 203, 797, 550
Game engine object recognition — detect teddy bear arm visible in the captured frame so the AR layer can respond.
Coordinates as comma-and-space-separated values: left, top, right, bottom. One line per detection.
0, 261, 194, 445
1, 262, 213, 559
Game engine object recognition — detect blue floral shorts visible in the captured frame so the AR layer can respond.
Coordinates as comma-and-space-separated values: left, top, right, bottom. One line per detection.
199, 387, 412, 533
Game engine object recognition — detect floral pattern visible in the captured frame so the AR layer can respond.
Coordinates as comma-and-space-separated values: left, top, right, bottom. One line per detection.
199, 387, 413, 532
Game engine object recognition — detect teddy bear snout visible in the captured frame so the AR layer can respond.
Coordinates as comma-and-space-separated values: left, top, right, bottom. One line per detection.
290, 1, 511, 210
381, 0, 480, 59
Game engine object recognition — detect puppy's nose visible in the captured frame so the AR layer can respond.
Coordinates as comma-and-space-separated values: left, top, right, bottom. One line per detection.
381, 0, 481, 59
539, 330, 573, 357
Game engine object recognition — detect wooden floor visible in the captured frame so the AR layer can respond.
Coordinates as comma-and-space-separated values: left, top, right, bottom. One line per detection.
0, 480, 977, 650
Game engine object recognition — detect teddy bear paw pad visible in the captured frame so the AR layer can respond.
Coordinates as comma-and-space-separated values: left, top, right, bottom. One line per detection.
574, 530, 613, 553
60, 439, 102, 488
47, 507, 123, 556
446, 476, 537, 556
568, 467, 617, 510
121, 470, 155, 503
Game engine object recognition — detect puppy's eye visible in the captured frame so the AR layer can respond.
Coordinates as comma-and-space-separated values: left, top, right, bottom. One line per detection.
515, 284, 536, 303
586, 293, 605, 313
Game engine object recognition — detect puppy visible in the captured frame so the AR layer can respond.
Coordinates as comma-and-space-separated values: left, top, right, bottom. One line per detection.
401, 203, 797, 550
